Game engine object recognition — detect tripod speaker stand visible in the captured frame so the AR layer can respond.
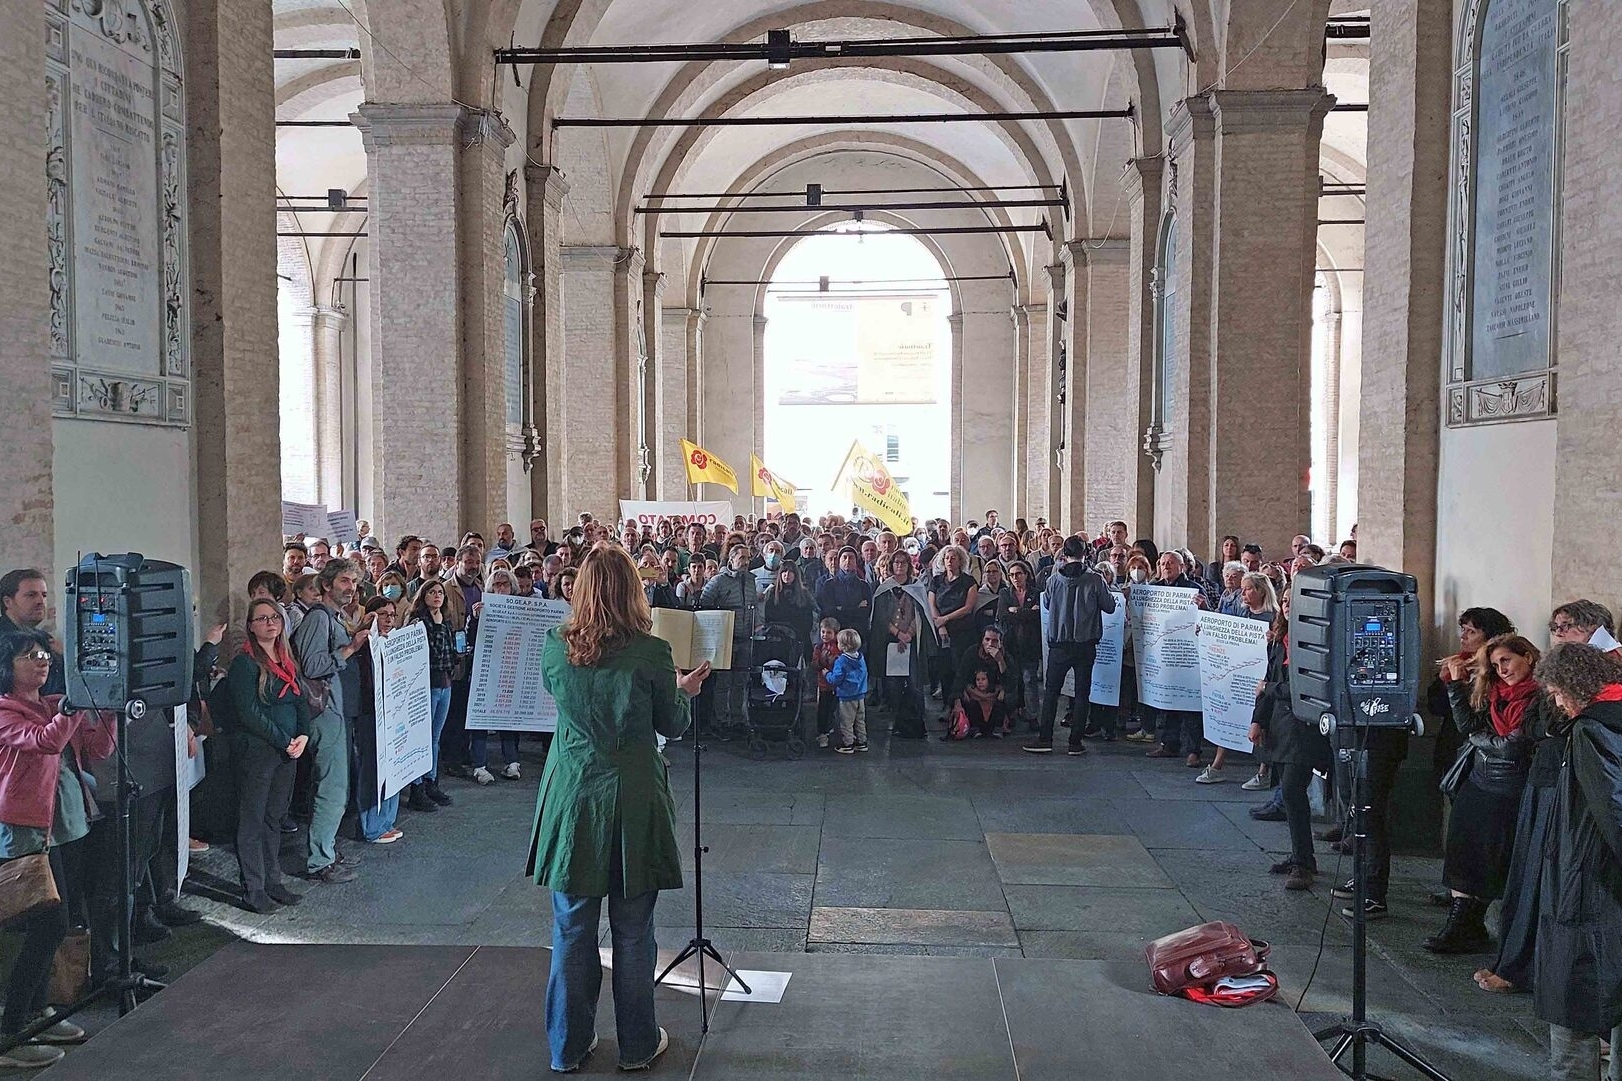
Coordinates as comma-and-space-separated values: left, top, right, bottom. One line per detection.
654, 736, 750, 1032
1313, 724, 1451, 1081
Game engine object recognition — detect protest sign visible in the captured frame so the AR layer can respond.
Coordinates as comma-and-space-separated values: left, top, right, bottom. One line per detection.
467, 594, 572, 733
372, 622, 434, 801
1196, 612, 1272, 753
1128, 585, 1203, 711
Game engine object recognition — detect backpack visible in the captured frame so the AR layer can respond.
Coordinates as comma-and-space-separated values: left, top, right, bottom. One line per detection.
1144, 921, 1275, 1005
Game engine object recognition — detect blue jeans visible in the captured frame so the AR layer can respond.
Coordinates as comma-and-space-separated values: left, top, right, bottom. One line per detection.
469, 730, 520, 769
428, 686, 451, 781
356, 792, 400, 841
548, 888, 660, 1071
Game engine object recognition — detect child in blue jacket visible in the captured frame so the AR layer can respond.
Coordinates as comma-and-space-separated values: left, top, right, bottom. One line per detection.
829, 628, 869, 753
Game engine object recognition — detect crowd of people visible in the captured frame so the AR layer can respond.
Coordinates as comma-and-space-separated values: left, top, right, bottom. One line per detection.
0, 505, 1618, 1078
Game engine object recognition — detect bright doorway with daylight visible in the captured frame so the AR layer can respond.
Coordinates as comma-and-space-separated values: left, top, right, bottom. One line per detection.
762, 223, 952, 523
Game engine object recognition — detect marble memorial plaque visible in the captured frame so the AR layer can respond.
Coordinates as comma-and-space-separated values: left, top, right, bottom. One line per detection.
68, 18, 162, 375
1468, 0, 1559, 381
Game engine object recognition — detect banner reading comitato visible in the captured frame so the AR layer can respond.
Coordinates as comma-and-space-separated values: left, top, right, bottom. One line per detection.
618, 500, 734, 527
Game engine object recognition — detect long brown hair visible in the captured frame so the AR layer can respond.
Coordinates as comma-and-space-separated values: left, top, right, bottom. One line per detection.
561, 545, 652, 667
1470, 634, 1541, 710
243, 598, 299, 702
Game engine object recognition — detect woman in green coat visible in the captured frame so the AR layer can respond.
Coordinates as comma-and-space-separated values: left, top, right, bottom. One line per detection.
526, 545, 709, 1074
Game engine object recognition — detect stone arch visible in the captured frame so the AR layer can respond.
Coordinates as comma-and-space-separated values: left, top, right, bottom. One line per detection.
552, 68, 615, 245
342, 0, 456, 103
677, 135, 1029, 309
1215, 0, 1335, 91
275, 63, 363, 115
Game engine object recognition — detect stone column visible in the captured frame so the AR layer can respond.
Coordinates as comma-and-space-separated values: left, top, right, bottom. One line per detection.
1010, 305, 1030, 512
658, 304, 697, 498
189, 0, 283, 625
1122, 157, 1164, 540
1205, 89, 1331, 560
457, 109, 516, 534
560, 245, 626, 519
1018, 298, 1052, 519
0, 2, 52, 573
1080, 240, 1133, 532
686, 308, 706, 447
612, 247, 646, 500
1160, 97, 1217, 553
638, 267, 666, 500
752, 314, 769, 508
526, 164, 568, 523
947, 311, 966, 522
352, 104, 463, 543
1356, 0, 1451, 620
310, 307, 348, 508
1057, 243, 1089, 530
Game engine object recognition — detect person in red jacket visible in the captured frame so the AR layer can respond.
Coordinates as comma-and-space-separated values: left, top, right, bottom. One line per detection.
0, 627, 117, 1066
812, 618, 842, 749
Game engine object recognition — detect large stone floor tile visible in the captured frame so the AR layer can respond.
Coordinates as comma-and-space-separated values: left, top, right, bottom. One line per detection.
986, 831, 1173, 887
809, 906, 1018, 948
653, 871, 814, 929
813, 835, 1006, 911
1109, 797, 1261, 850
1002, 883, 1200, 937
820, 791, 983, 839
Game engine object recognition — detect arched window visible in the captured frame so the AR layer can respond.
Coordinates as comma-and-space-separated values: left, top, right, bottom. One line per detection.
1155, 212, 1180, 431
502, 223, 526, 436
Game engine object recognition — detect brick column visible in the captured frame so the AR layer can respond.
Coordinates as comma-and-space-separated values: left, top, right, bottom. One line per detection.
1160, 97, 1217, 552
189, 0, 283, 625
458, 109, 516, 535
1122, 157, 1164, 539
310, 307, 348, 508
613, 247, 646, 499
947, 311, 966, 522
526, 164, 568, 523
1010, 304, 1030, 514
1080, 240, 1132, 532
752, 313, 769, 508
560, 245, 626, 519
1356, 0, 1450, 619
352, 104, 463, 543
686, 308, 706, 448
658, 304, 697, 498
1057, 242, 1089, 531
0, 2, 53, 573
1205, 89, 1331, 560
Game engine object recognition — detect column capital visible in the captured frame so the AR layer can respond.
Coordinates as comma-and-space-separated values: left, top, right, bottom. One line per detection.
524, 163, 570, 209
1166, 95, 1216, 158
460, 107, 516, 160
1208, 88, 1335, 133
1044, 263, 1066, 290
351, 103, 462, 149
1011, 305, 1029, 330
643, 269, 667, 301
752, 314, 769, 331
1122, 156, 1165, 206
947, 312, 965, 329
662, 305, 700, 326
561, 244, 630, 271
293, 305, 350, 332
1066, 238, 1131, 269
619, 246, 646, 279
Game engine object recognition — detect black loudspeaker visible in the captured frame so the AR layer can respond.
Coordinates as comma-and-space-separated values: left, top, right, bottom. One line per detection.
1289, 564, 1420, 731
63, 554, 193, 712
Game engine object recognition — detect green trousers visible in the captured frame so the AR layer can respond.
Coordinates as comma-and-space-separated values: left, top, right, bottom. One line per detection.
304, 709, 350, 873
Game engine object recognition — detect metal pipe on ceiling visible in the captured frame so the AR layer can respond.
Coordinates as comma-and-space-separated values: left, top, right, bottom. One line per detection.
273, 49, 361, 60
496, 23, 1190, 67
704, 273, 1013, 286
276, 120, 352, 127
646, 184, 1061, 199
662, 224, 1048, 239
555, 108, 1131, 129
636, 197, 1063, 215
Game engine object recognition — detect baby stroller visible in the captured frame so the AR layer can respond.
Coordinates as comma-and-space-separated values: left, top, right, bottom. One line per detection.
745, 623, 808, 759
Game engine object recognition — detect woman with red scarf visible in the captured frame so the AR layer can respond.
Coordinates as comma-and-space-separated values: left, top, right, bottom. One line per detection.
1426, 634, 1552, 954
226, 599, 311, 913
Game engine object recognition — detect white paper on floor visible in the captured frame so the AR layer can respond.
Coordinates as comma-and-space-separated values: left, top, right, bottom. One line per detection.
720, 970, 792, 1003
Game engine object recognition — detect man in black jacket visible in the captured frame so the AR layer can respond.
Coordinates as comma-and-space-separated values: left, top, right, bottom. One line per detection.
1025, 536, 1116, 756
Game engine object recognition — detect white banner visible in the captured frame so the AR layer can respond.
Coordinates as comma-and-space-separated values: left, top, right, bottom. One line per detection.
1196, 612, 1272, 753
1038, 593, 1126, 705
1129, 585, 1203, 712
174, 705, 192, 887
618, 500, 734, 528
467, 593, 572, 733
373, 622, 434, 801
280, 501, 359, 545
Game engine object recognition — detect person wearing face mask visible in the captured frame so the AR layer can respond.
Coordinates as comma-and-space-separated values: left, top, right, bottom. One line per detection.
754, 540, 787, 594
815, 547, 874, 641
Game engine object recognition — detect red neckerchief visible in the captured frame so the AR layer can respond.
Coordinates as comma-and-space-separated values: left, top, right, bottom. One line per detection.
1489, 677, 1540, 737
1590, 684, 1622, 703
244, 641, 301, 700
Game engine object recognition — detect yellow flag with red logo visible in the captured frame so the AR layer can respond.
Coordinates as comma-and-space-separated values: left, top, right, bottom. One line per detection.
750, 454, 798, 515
679, 439, 738, 492
830, 439, 911, 534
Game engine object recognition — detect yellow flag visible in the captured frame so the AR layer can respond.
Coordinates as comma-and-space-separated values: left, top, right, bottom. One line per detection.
679, 439, 738, 493
750, 454, 798, 515
829, 440, 911, 534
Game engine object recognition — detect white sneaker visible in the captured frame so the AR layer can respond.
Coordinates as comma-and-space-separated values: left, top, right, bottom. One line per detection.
0, 1043, 64, 1069
619, 1027, 669, 1071
33, 1011, 85, 1045
501, 761, 521, 780
1241, 770, 1270, 791
1195, 766, 1227, 784
816, 734, 829, 748
472, 767, 495, 786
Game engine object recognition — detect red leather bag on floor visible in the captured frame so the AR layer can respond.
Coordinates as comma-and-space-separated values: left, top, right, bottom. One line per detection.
1143, 921, 1271, 996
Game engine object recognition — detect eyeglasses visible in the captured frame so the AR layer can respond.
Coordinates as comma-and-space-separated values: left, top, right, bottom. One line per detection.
250, 615, 284, 626
1549, 621, 1576, 635
16, 649, 52, 663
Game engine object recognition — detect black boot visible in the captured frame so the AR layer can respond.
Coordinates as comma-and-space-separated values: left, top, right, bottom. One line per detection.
424, 780, 454, 807
1423, 896, 1492, 954
405, 784, 438, 813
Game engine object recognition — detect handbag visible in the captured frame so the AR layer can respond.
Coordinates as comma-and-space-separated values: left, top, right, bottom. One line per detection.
300, 675, 331, 716
0, 851, 60, 926
947, 703, 970, 741
1144, 920, 1271, 996
47, 930, 91, 1004
1439, 745, 1474, 798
